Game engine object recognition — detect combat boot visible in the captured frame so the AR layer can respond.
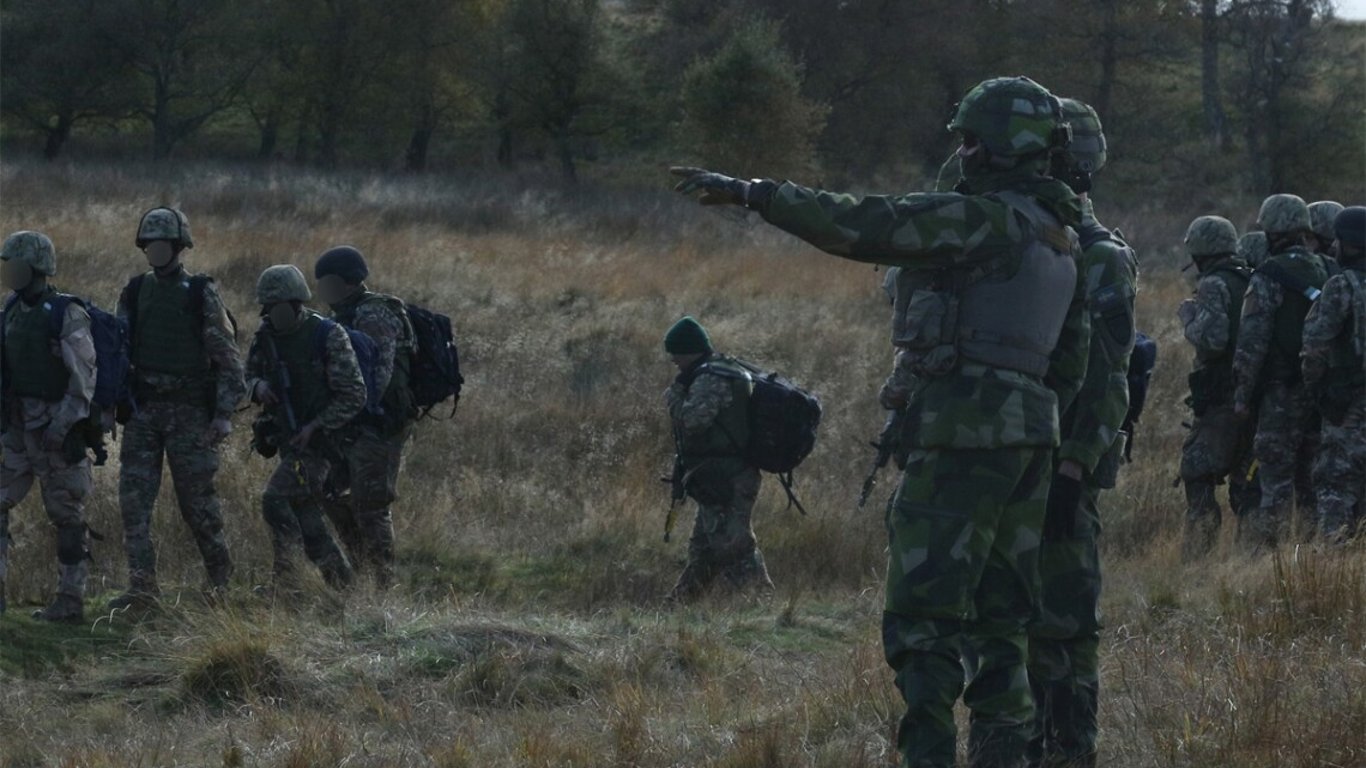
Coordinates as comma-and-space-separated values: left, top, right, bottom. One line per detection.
34, 561, 87, 624
107, 569, 160, 610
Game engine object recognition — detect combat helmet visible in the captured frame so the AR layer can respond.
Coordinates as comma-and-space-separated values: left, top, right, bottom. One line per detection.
1, 230, 57, 276
135, 207, 193, 249
256, 264, 312, 305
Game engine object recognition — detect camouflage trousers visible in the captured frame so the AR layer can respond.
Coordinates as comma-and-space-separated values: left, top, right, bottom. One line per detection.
1027, 468, 1104, 768
261, 446, 352, 590
321, 424, 410, 588
883, 446, 1050, 768
1313, 394, 1365, 541
1246, 382, 1320, 545
118, 401, 232, 589
1, 425, 93, 605
1178, 404, 1258, 558
670, 464, 772, 602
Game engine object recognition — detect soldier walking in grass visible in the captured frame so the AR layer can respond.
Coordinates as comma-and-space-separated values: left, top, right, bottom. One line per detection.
662, 316, 774, 603
312, 245, 417, 590
110, 207, 244, 609
674, 75, 1090, 768
0, 231, 98, 623
1177, 216, 1259, 558
1233, 194, 1331, 548
246, 265, 363, 593
1027, 98, 1137, 768
1302, 206, 1366, 543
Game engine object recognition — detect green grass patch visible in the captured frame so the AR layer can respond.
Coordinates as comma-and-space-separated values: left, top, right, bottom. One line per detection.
0, 602, 134, 677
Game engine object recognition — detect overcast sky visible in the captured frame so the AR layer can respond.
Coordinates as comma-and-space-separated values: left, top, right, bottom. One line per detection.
1337, 0, 1366, 19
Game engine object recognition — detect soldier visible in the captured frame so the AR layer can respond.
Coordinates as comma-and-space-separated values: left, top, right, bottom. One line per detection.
1177, 216, 1259, 558
1233, 194, 1330, 548
1302, 206, 1365, 543
312, 246, 416, 589
245, 265, 363, 592
1238, 232, 1270, 270
1307, 200, 1344, 263
662, 316, 773, 602
110, 208, 245, 609
1027, 98, 1137, 768
0, 231, 97, 622
674, 76, 1089, 768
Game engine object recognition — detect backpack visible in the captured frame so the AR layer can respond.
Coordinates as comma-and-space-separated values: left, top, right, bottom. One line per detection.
1124, 331, 1158, 431
706, 358, 822, 513
312, 318, 384, 418
404, 302, 464, 416
2, 293, 130, 464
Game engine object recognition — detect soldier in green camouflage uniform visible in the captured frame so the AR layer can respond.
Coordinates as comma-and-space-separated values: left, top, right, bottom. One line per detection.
246, 265, 364, 591
674, 76, 1090, 768
1237, 231, 1270, 270
313, 246, 416, 589
1302, 206, 1365, 542
1234, 194, 1331, 548
111, 208, 245, 608
1307, 201, 1344, 264
0, 231, 98, 622
1177, 216, 1258, 558
663, 316, 773, 602
1027, 99, 1136, 768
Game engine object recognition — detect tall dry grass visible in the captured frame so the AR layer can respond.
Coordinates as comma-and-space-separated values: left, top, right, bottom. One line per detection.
0, 160, 1361, 767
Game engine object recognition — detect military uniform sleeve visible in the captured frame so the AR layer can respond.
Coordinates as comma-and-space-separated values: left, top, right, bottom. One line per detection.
316, 323, 366, 431
754, 182, 1026, 269
669, 371, 734, 436
1182, 277, 1233, 353
244, 333, 267, 403
1301, 275, 1350, 387
879, 349, 918, 410
200, 280, 246, 418
1058, 241, 1138, 472
353, 300, 404, 397
52, 301, 97, 434
1233, 274, 1282, 409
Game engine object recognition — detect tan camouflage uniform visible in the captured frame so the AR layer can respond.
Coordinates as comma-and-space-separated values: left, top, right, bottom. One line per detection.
1, 291, 96, 616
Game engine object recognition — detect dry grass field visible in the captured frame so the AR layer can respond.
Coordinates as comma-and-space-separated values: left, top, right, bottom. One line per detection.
0, 160, 1362, 767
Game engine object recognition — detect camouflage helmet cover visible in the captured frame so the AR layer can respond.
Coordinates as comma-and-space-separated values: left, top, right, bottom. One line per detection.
1256, 194, 1310, 235
136, 206, 193, 249
1307, 200, 1344, 242
256, 264, 312, 305
1237, 231, 1269, 267
1058, 98, 1106, 173
1, 230, 57, 276
947, 76, 1070, 159
1184, 215, 1238, 258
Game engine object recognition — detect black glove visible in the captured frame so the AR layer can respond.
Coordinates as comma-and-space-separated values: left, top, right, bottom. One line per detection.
671, 167, 751, 206
1042, 473, 1083, 542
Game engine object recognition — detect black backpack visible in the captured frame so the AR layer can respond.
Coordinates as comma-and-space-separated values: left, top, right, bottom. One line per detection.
710, 358, 822, 513
405, 302, 464, 417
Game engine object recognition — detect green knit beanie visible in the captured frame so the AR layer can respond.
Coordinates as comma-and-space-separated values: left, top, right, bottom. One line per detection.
664, 316, 712, 355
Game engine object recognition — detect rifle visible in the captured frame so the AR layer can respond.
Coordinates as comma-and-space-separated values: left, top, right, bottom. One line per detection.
261, 331, 299, 436
858, 408, 905, 508
661, 454, 686, 542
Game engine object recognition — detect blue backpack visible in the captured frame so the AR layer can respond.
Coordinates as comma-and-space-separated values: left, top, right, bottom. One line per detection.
312, 318, 384, 418
2, 292, 131, 414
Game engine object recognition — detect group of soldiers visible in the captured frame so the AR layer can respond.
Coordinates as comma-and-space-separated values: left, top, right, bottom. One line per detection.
0, 211, 419, 624
1179, 198, 1365, 559
671, 75, 1362, 768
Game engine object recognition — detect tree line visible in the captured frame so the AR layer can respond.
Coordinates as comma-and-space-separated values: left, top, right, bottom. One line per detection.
2, 0, 1362, 200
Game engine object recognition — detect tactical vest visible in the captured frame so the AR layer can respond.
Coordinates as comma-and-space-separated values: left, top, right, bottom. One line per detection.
1264, 248, 1329, 383
1194, 262, 1251, 372
891, 190, 1077, 378
131, 272, 209, 377
1330, 269, 1366, 378
676, 356, 752, 461
2, 291, 70, 401
333, 292, 414, 416
266, 313, 330, 427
